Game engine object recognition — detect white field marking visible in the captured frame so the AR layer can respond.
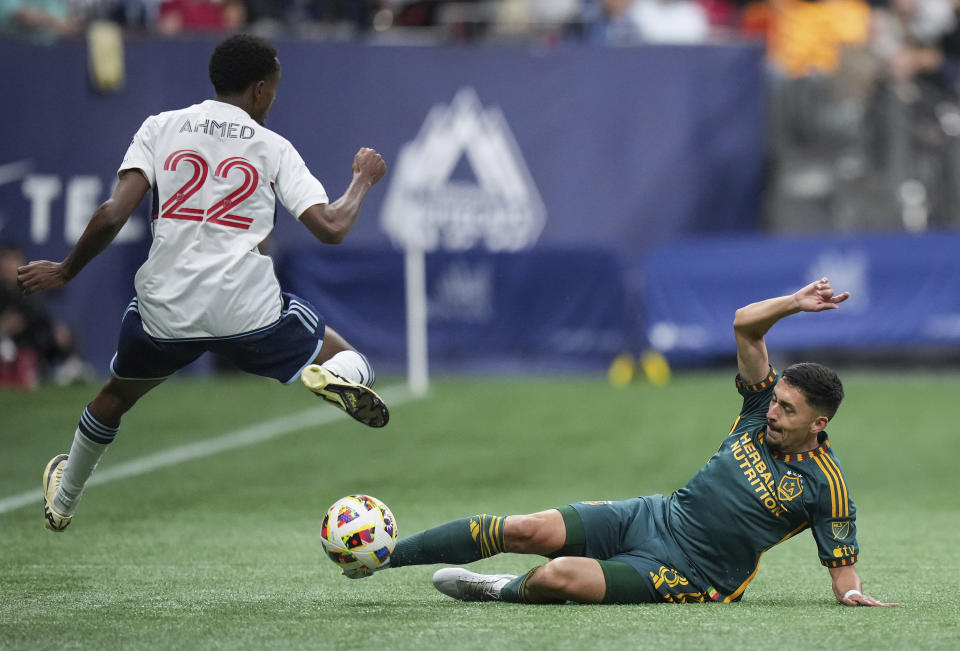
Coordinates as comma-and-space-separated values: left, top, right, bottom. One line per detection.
0, 384, 414, 516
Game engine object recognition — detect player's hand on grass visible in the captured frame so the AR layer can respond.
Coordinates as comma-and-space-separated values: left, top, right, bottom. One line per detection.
17, 260, 69, 296
352, 147, 386, 186
793, 277, 850, 313
841, 591, 899, 607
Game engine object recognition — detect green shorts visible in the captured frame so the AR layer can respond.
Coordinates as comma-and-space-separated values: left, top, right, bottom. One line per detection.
555, 495, 717, 604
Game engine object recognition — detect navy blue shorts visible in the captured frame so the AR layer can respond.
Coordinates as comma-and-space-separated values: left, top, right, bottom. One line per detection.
110, 293, 325, 385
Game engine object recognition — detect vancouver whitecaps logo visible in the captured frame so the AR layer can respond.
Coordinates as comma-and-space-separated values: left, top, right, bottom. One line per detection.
380, 88, 546, 252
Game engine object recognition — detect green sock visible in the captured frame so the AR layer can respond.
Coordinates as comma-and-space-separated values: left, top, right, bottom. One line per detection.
500, 568, 539, 603
390, 515, 505, 567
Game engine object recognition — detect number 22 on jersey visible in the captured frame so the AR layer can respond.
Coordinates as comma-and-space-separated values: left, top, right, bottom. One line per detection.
161, 149, 259, 230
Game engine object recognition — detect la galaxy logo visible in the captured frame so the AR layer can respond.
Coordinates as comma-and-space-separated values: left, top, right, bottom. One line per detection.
380, 87, 546, 252
832, 521, 851, 540
777, 472, 803, 502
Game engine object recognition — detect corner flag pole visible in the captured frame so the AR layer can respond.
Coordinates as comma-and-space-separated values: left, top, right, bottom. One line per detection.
404, 245, 429, 397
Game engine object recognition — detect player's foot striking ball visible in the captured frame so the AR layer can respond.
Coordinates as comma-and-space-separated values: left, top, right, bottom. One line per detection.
320, 495, 398, 578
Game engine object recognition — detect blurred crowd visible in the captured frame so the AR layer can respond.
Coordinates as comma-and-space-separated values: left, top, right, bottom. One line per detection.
2, 1, 959, 81
4, 1, 960, 83
763, 0, 960, 233
0, 1, 821, 46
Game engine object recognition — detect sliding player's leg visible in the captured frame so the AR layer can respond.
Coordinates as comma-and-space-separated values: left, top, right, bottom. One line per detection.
428, 502, 659, 604
432, 557, 608, 604
334, 510, 558, 579
376, 508, 567, 593
389, 509, 566, 570
490, 557, 655, 604
300, 324, 388, 428
43, 376, 165, 531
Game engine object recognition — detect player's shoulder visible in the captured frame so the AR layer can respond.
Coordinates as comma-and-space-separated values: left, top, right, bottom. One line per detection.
798, 436, 855, 519
260, 124, 292, 148
782, 435, 850, 495
733, 367, 777, 423
136, 103, 202, 131
159, 102, 207, 121
260, 126, 298, 153
155, 105, 197, 120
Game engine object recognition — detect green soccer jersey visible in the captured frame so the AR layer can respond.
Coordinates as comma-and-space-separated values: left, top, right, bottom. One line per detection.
666, 368, 859, 602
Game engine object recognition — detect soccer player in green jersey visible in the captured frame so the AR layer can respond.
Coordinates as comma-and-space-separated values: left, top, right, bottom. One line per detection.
346, 278, 897, 607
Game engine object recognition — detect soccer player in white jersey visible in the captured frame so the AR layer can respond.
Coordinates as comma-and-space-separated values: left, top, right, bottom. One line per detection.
18, 34, 389, 532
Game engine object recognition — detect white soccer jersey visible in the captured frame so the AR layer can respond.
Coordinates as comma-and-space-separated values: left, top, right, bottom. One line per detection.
118, 99, 328, 339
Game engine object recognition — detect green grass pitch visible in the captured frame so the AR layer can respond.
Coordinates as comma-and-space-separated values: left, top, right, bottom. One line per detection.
1, 371, 958, 649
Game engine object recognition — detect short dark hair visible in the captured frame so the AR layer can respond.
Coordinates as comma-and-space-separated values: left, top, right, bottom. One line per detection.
781, 362, 844, 420
208, 34, 279, 95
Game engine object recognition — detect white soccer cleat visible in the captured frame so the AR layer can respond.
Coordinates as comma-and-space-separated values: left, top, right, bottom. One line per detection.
301, 365, 389, 428
42, 454, 72, 532
432, 568, 517, 602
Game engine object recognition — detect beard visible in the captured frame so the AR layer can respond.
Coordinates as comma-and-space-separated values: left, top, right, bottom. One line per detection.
765, 423, 784, 452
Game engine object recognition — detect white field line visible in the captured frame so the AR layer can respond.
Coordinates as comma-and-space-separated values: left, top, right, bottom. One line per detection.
0, 385, 413, 516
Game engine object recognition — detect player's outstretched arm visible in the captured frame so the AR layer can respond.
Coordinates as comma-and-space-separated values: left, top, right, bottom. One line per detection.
17, 169, 150, 296
300, 148, 386, 244
733, 278, 850, 384
829, 565, 898, 607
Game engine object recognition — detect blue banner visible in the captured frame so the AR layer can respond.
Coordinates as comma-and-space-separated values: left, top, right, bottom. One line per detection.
643, 232, 960, 363
277, 248, 630, 372
0, 38, 765, 373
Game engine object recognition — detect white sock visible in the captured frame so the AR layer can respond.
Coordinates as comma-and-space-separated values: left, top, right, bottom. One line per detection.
322, 350, 375, 386
54, 409, 117, 514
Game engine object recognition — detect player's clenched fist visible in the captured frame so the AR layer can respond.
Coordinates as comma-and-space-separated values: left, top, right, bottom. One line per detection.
353, 148, 386, 185
17, 260, 68, 296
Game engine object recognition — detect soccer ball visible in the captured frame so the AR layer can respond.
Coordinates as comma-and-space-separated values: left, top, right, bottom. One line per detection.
320, 494, 398, 572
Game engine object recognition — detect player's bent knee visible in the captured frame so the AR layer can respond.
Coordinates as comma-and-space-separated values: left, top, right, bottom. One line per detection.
503, 510, 565, 554
503, 515, 539, 549
92, 378, 161, 424
524, 561, 570, 596
529, 558, 605, 603
537, 557, 577, 586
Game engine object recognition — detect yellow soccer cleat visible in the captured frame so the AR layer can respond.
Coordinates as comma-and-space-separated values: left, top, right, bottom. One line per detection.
42, 454, 72, 532
301, 365, 389, 428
